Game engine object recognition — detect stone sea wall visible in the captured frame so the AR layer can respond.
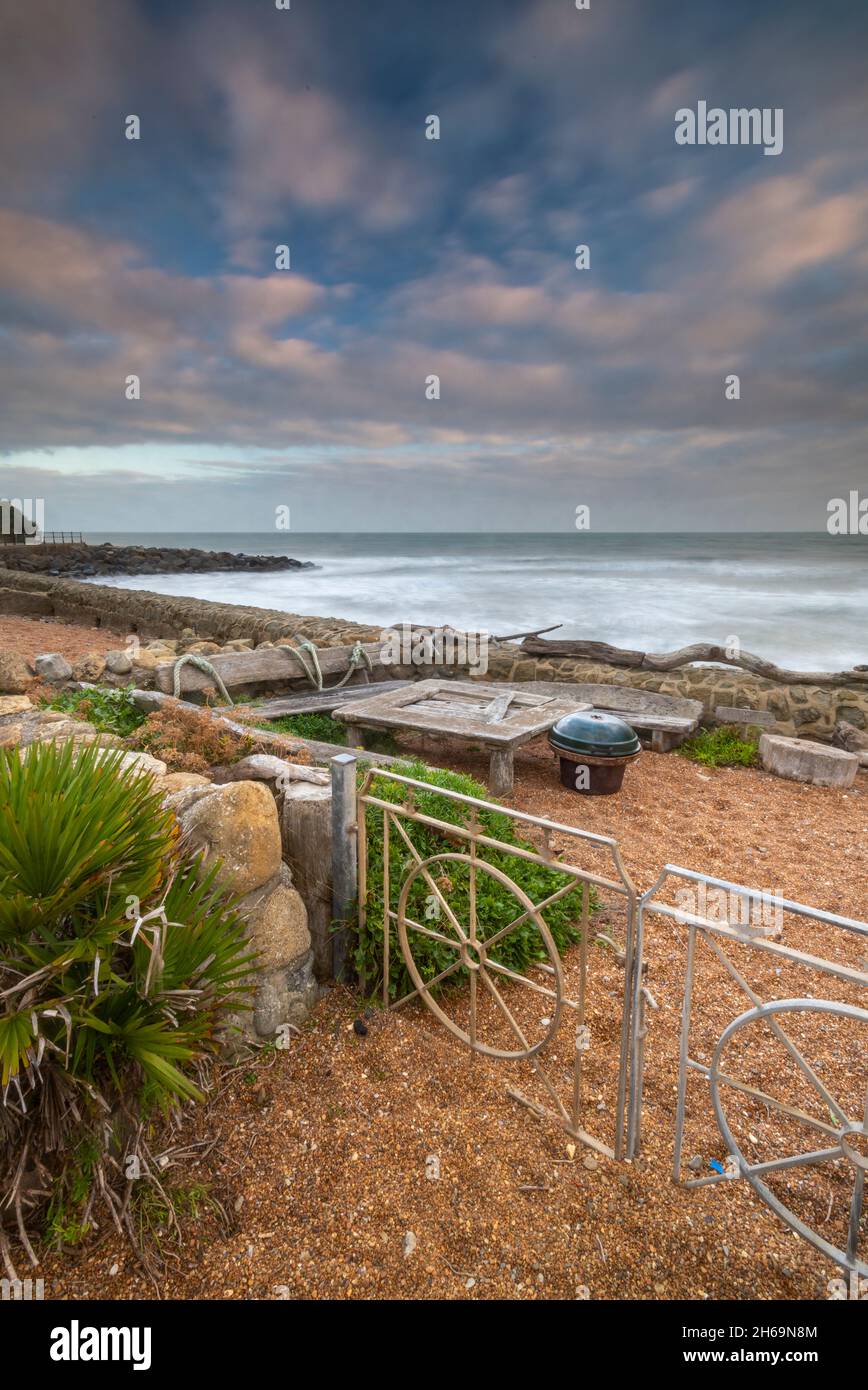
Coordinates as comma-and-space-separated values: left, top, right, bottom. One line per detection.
0, 569, 378, 646
483, 647, 868, 740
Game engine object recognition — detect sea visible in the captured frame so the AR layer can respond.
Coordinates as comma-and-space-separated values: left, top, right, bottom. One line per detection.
83, 532, 868, 671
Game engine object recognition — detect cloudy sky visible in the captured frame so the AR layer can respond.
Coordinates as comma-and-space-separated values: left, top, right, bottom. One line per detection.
1, 0, 867, 532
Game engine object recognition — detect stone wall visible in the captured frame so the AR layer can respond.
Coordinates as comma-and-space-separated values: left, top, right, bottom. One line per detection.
484, 647, 868, 741
0, 569, 377, 647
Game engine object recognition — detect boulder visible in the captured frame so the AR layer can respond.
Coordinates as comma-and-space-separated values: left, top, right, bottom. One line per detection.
105, 650, 133, 675
0, 650, 34, 694
178, 780, 282, 895
34, 652, 73, 682
832, 719, 868, 753
236, 874, 311, 972
759, 733, 858, 789
103, 749, 167, 778
71, 652, 106, 682
251, 956, 317, 1037
154, 771, 212, 795
0, 695, 31, 718
131, 650, 161, 673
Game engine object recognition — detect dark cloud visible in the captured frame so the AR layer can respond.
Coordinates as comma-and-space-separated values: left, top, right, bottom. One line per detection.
1, 0, 867, 527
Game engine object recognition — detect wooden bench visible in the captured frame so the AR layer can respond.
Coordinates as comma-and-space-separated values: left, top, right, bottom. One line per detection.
509, 681, 703, 752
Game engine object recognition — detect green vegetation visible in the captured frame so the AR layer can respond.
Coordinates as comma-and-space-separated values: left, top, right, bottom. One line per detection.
0, 740, 254, 1265
355, 759, 595, 1000
256, 711, 398, 755
678, 724, 759, 767
40, 685, 146, 738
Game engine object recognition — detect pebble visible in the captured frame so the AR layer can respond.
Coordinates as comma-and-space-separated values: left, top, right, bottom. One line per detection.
582, 1155, 598, 1171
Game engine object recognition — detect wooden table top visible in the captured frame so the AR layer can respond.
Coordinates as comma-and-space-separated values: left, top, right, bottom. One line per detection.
332, 679, 591, 747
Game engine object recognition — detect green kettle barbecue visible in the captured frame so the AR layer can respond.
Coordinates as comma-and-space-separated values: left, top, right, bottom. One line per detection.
549, 710, 641, 796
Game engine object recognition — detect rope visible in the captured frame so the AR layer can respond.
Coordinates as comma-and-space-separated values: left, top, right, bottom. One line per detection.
170, 638, 372, 708
172, 653, 235, 706
276, 637, 373, 692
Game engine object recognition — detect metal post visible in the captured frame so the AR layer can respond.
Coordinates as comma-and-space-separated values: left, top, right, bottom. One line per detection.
331, 753, 358, 984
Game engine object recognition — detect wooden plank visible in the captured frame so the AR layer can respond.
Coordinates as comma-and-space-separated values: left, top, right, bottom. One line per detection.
714, 705, 775, 727
155, 641, 385, 694
232, 679, 413, 719
605, 710, 697, 733
483, 692, 516, 724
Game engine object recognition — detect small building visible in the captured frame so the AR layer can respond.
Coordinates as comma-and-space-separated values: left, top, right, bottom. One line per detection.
0, 501, 30, 545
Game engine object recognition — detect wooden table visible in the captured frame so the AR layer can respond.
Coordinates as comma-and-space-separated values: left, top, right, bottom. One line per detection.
332, 679, 591, 796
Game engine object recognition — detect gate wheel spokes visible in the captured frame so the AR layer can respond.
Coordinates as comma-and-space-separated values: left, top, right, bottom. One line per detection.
710, 998, 868, 1276
396, 852, 564, 1061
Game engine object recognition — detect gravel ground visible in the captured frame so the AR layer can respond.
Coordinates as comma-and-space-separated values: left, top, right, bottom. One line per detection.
35, 734, 867, 1302
0, 615, 130, 663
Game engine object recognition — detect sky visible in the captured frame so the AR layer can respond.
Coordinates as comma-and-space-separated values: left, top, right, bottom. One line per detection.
1, 0, 867, 533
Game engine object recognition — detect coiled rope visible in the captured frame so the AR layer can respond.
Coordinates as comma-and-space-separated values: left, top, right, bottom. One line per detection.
170, 637, 372, 709
172, 653, 234, 704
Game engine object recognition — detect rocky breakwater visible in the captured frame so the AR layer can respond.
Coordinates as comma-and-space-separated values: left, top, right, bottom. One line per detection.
0, 541, 313, 579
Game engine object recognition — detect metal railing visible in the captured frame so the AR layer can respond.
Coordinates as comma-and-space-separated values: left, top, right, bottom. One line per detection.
638, 866, 868, 1277
355, 763, 641, 1160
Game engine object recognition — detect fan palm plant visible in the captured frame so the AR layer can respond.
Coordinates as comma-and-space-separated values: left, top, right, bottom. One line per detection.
0, 740, 255, 1274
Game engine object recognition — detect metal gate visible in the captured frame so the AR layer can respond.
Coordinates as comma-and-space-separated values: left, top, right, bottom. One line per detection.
355, 767, 642, 1161
336, 757, 868, 1279
638, 867, 868, 1279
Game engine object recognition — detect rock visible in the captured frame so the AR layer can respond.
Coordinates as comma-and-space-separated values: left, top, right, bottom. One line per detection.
0, 650, 34, 694
832, 719, 868, 753
0, 722, 24, 747
131, 650, 161, 672
105, 650, 133, 675
90, 748, 168, 778
154, 771, 212, 794
71, 652, 106, 682
759, 733, 858, 788
0, 695, 31, 718
250, 954, 317, 1036
163, 784, 218, 816
34, 652, 73, 682
24, 717, 102, 746
237, 881, 311, 972
178, 780, 282, 896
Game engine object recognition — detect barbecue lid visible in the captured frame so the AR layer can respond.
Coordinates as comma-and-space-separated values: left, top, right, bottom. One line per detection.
548, 709, 641, 758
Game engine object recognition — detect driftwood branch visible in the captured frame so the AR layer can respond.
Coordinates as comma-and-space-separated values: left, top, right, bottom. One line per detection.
491, 623, 563, 643
519, 638, 868, 687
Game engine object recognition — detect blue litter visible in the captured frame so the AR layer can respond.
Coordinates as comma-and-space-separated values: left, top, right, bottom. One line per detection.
709, 1159, 726, 1175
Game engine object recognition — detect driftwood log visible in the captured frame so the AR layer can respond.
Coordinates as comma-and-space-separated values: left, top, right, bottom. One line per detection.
154, 642, 386, 695
519, 638, 868, 687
